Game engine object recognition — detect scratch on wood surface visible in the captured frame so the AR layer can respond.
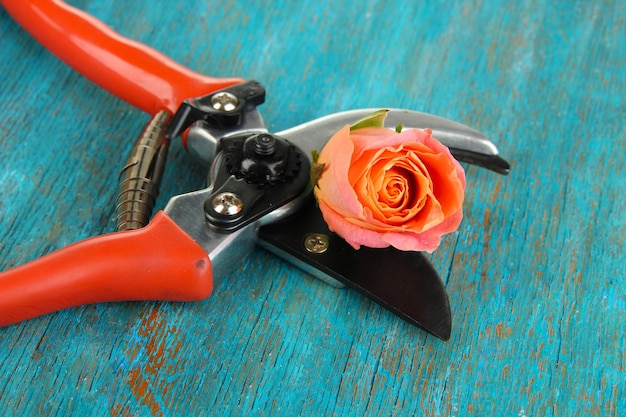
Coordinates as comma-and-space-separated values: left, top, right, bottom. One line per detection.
122, 305, 184, 417
109, 403, 131, 417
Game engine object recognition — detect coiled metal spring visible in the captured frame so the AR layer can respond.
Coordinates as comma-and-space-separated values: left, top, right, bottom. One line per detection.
115, 110, 171, 231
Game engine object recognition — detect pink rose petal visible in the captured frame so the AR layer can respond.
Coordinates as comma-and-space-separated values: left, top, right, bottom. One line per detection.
314, 123, 466, 252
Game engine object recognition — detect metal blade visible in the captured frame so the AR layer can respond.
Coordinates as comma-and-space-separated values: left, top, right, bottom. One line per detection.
276, 108, 509, 174
257, 199, 452, 340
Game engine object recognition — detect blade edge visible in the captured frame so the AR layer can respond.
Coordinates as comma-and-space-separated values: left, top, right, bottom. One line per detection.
258, 199, 452, 340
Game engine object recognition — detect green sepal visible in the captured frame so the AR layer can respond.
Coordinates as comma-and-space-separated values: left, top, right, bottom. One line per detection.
349, 109, 389, 131
310, 150, 326, 189
395, 123, 403, 133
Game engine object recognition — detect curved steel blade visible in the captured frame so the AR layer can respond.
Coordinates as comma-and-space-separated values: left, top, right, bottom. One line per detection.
277, 108, 509, 174
258, 199, 452, 340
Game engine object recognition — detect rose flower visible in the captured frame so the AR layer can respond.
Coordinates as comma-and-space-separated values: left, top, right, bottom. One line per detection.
313, 111, 466, 252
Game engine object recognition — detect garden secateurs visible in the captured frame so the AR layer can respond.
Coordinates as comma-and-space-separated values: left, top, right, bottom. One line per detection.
0, 0, 510, 340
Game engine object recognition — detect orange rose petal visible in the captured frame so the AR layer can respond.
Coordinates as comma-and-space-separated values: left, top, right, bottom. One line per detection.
359, 155, 416, 218
419, 131, 466, 187
379, 170, 408, 209
378, 169, 419, 220
315, 125, 364, 218
318, 200, 390, 249
351, 127, 426, 153
416, 151, 464, 216
379, 159, 433, 227
405, 197, 445, 231
380, 230, 443, 253
349, 127, 400, 159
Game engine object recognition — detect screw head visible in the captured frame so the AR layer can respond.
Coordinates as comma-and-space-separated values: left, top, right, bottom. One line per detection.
304, 233, 330, 254
210, 92, 239, 112
212, 192, 243, 216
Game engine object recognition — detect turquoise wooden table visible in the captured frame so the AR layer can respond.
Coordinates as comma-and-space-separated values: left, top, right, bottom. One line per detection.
0, 1, 624, 416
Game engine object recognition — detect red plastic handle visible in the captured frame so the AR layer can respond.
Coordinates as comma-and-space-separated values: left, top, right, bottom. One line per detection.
0, 212, 212, 327
1, 0, 243, 114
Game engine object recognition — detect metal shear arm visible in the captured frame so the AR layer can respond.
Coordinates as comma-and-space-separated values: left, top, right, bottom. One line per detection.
0, 0, 243, 113
0, 129, 312, 328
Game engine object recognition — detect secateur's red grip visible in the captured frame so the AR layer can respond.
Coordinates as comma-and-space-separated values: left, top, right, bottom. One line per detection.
0, 212, 213, 327
1, 0, 243, 114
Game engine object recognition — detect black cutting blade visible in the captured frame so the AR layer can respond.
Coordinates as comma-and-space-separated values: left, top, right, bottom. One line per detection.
258, 199, 452, 340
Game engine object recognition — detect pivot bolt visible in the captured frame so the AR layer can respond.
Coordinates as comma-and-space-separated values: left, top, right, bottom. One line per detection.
304, 233, 330, 254
210, 92, 239, 112
211, 192, 243, 216
254, 134, 277, 155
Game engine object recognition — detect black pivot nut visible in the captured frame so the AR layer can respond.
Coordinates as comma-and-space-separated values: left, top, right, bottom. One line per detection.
240, 133, 289, 183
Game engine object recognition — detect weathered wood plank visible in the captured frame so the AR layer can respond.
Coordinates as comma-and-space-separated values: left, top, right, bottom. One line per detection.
0, 0, 624, 416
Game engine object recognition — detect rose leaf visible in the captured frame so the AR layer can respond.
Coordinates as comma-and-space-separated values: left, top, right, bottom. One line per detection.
350, 109, 389, 131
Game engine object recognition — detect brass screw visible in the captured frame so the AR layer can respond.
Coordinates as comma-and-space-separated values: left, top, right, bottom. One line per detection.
304, 233, 330, 254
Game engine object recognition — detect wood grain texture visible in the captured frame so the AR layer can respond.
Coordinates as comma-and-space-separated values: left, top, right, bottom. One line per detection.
0, 0, 624, 416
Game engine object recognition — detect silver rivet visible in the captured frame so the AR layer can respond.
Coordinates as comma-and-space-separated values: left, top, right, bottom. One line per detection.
210, 92, 239, 112
304, 233, 330, 254
212, 192, 243, 216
